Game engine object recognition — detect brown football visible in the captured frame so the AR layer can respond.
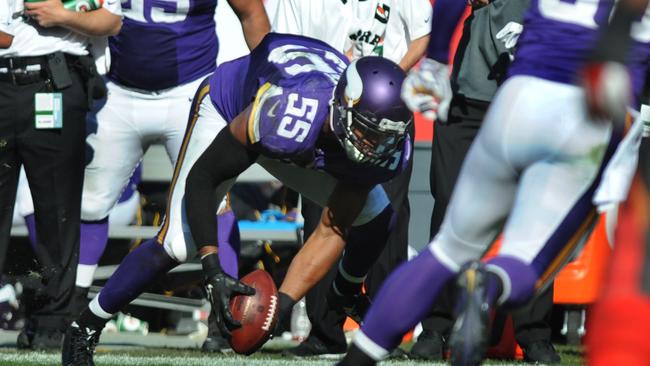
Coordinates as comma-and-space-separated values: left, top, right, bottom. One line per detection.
228, 269, 279, 355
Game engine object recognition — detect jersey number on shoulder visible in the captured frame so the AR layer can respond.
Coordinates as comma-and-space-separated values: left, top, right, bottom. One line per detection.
276, 93, 319, 143
121, 0, 190, 23
538, 0, 650, 41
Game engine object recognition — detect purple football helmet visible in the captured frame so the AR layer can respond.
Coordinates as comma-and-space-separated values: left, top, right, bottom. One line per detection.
330, 56, 412, 165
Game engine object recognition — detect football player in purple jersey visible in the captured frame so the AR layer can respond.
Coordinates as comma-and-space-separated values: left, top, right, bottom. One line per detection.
73, 0, 269, 352
62, 33, 413, 365
336, 0, 650, 365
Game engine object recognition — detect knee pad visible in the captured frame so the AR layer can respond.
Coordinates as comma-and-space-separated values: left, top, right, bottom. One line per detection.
163, 231, 196, 263
82, 196, 114, 221
353, 185, 390, 226
428, 223, 488, 272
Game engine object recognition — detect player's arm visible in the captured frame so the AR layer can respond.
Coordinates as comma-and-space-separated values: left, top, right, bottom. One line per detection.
278, 183, 371, 302
185, 104, 259, 337
583, 0, 650, 120
397, 0, 432, 71
0, 30, 13, 49
25, 0, 121, 36
399, 34, 429, 71
228, 0, 271, 51
426, 0, 467, 64
400, 0, 465, 121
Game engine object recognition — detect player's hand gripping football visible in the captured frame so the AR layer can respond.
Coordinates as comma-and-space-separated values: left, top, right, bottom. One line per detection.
205, 272, 255, 337
582, 61, 631, 124
401, 58, 452, 122
204, 270, 255, 337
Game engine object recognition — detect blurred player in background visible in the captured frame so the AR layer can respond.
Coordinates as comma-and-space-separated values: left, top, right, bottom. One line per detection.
271, 0, 430, 357
73, 0, 269, 353
63, 33, 413, 366
337, 0, 650, 364
0, 0, 121, 349
401, 0, 561, 362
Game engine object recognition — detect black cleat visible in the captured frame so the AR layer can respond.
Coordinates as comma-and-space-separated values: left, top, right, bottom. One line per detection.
327, 290, 371, 325
449, 261, 491, 366
409, 330, 446, 360
62, 321, 101, 366
201, 310, 231, 353
522, 340, 561, 364
281, 336, 345, 359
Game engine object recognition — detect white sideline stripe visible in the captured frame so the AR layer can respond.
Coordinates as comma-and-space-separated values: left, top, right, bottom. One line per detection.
338, 260, 366, 284
353, 330, 389, 361
89, 295, 113, 319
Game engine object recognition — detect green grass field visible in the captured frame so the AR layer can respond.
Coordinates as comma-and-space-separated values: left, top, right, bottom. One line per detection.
0, 345, 584, 366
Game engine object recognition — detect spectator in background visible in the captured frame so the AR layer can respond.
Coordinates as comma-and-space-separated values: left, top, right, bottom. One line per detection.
401, 0, 560, 362
0, 0, 121, 349
271, 0, 431, 357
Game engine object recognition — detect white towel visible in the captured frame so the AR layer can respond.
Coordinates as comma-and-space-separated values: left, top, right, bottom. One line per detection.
593, 108, 644, 212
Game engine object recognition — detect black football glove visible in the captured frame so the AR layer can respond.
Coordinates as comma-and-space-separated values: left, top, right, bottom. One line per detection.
204, 271, 256, 338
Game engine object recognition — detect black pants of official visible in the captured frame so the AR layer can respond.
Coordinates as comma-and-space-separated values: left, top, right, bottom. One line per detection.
426, 95, 554, 347
0, 63, 87, 331
301, 148, 413, 350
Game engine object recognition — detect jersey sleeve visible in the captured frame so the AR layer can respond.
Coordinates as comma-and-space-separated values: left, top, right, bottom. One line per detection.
102, 0, 122, 16
247, 79, 331, 159
427, 0, 467, 63
271, 0, 301, 34
398, 0, 432, 42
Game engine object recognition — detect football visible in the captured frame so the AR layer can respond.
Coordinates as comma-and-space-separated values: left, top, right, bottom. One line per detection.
229, 269, 279, 355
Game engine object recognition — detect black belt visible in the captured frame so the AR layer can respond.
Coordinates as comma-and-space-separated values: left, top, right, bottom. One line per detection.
0, 54, 80, 85
0, 56, 49, 85
0, 55, 48, 70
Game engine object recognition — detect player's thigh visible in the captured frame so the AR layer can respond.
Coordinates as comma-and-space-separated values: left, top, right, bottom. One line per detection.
82, 83, 144, 220
256, 157, 389, 226
498, 89, 615, 285
160, 78, 205, 165
427, 80, 534, 269
159, 81, 228, 262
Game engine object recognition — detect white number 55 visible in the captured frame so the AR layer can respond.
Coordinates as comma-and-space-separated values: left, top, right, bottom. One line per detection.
277, 93, 319, 143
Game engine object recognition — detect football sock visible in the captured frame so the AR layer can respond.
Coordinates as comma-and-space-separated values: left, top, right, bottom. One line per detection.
78, 306, 109, 330
358, 248, 456, 356
23, 214, 38, 250
77, 218, 110, 288
337, 343, 377, 366
333, 205, 394, 295
96, 238, 177, 314
485, 256, 537, 306
216, 210, 239, 278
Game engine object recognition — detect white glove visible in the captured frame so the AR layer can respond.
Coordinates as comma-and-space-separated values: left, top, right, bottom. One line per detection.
496, 22, 523, 50
401, 58, 452, 122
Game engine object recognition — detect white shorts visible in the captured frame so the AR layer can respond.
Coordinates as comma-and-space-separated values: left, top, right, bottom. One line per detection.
81, 77, 204, 221
429, 76, 615, 283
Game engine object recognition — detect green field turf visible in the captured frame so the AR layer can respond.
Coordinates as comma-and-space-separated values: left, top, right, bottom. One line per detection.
0, 345, 584, 366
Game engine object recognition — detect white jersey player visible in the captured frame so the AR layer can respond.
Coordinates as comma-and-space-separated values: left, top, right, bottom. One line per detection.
272, 0, 431, 70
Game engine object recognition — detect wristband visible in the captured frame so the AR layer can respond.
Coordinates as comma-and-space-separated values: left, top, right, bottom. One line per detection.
201, 252, 222, 278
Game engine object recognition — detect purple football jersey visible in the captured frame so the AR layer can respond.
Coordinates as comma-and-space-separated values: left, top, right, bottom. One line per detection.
209, 33, 411, 185
510, 0, 650, 99
109, 0, 218, 91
